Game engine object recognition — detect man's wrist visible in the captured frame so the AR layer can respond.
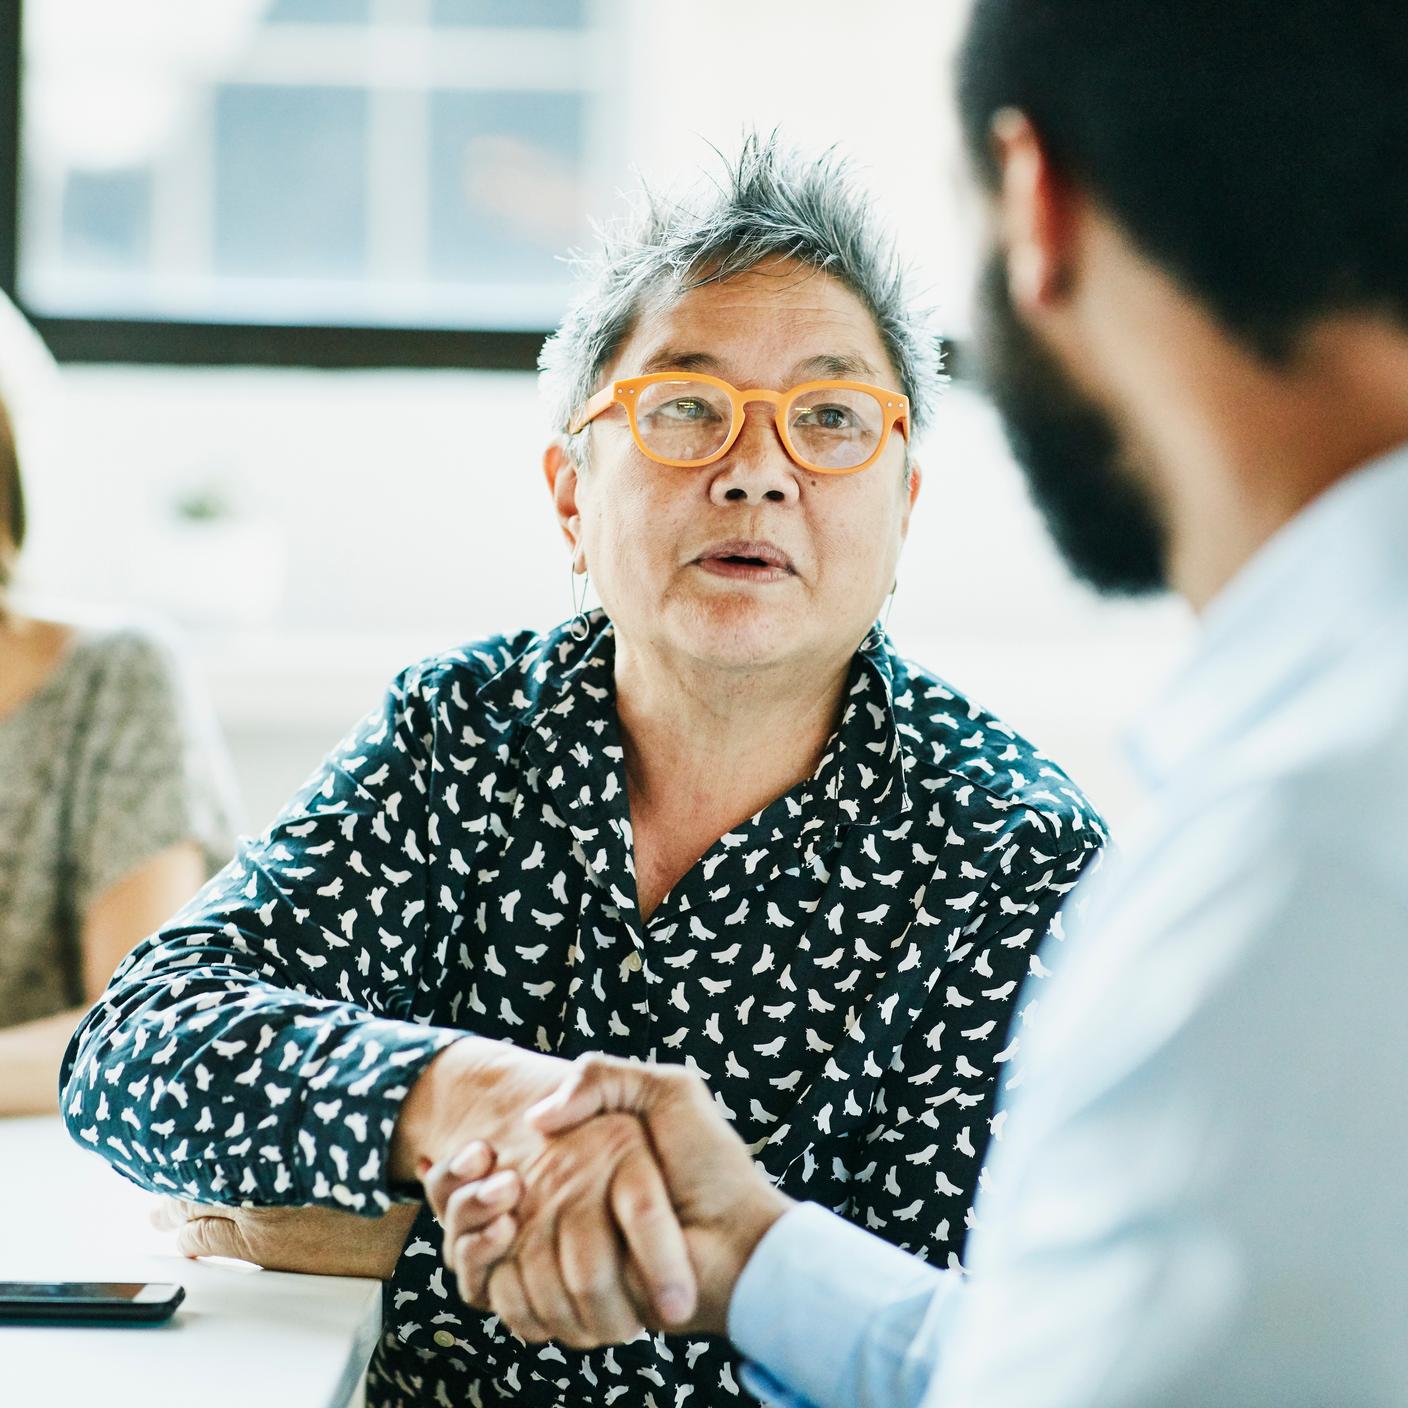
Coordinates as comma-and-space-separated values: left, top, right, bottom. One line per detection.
735, 1183, 794, 1282
704, 1182, 794, 1335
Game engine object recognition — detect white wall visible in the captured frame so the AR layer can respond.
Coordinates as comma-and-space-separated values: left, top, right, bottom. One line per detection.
20, 363, 1193, 833
621, 0, 982, 331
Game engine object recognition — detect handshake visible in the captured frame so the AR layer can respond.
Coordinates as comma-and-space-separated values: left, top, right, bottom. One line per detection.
415, 1051, 793, 1346
156, 1040, 792, 1349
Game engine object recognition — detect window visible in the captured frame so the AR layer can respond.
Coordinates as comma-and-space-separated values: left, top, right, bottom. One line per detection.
4, 0, 620, 364
2, 0, 977, 367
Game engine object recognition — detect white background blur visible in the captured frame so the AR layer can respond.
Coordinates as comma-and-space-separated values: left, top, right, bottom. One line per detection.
6, 0, 1194, 834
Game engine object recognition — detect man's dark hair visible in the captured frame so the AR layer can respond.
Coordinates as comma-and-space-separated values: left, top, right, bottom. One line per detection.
0, 397, 25, 592
957, 1, 1408, 361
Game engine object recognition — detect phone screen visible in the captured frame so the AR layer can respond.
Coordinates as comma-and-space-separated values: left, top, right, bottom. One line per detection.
0, 1282, 162, 1303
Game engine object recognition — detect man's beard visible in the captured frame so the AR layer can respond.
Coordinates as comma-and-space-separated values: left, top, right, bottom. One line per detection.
973, 252, 1169, 596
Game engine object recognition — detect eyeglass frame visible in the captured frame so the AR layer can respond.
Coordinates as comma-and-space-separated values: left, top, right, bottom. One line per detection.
567, 371, 911, 476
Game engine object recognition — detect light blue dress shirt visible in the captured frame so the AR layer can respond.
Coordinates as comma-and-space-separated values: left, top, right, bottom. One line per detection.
729, 445, 1408, 1407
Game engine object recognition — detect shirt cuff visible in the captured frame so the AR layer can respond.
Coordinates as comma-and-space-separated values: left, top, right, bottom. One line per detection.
285, 1016, 462, 1213
727, 1203, 946, 1408
739, 1360, 818, 1407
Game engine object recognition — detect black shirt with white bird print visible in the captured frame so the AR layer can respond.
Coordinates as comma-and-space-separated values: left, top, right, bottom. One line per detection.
62, 613, 1105, 1407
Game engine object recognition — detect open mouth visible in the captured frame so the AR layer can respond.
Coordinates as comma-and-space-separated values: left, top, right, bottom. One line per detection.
694, 541, 795, 582
692, 537, 794, 571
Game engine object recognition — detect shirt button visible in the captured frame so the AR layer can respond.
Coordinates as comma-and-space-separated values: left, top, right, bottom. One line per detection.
624, 950, 643, 972
433, 1330, 456, 1348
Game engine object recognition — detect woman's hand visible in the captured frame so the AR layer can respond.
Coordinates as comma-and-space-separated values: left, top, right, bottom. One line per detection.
424, 1115, 696, 1349
151, 1198, 422, 1280
389, 1037, 574, 1185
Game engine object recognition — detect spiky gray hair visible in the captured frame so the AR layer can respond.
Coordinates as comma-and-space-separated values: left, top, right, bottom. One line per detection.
538, 132, 945, 459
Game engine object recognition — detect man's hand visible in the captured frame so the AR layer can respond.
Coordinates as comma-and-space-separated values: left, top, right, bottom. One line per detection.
438, 1057, 793, 1338
424, 1113, 694, 1349
151, 1198, 422, 1280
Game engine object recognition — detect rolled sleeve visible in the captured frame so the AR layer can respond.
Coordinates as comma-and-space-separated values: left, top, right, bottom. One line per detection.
60, 662, 461, 1214
58, 890, 467, 1211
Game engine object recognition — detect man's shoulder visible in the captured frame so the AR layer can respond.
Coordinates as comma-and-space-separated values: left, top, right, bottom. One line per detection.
889, 651, 1108, 859
1234, 727, 1408, 905
1185, 604, 1408, 887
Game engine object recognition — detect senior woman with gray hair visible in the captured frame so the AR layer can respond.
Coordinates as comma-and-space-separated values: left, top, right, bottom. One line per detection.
62, 137, 1104, 1408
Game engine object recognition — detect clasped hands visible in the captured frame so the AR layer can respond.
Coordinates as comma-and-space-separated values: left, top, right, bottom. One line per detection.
153, 1042, 789, 1350
421, 1054, 792, 1347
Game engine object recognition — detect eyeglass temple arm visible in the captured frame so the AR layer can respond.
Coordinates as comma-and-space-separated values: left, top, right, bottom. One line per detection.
567, 386, 619, 436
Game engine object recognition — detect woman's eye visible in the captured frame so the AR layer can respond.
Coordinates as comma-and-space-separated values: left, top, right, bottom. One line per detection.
796, 405, 853, 431
660, 398, 717, 421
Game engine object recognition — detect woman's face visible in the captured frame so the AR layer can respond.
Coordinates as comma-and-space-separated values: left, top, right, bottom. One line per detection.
548, 260, 922, 677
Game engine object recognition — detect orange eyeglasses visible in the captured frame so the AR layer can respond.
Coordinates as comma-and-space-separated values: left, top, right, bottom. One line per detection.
568, 371, 910, 475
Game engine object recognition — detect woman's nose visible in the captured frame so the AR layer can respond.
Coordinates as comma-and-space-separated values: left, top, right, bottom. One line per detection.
706, 409, 801, 506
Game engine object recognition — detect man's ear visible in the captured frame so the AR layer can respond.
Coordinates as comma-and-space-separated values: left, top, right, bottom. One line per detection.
989, 108, 1078, 316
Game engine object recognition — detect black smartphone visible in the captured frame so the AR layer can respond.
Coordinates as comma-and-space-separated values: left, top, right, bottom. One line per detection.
0, 1281, 185, 1324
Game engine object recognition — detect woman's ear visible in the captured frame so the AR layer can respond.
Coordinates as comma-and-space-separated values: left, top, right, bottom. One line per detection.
901, 459, 923, 539
543, 441, 585, 566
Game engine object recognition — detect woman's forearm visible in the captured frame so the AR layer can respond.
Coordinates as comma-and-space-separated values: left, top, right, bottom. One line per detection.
0, 1006, 87, 1116
62, 946, 460, 1209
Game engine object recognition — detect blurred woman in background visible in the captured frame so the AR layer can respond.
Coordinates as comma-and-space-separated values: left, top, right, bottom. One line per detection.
0, 297, 236, 1115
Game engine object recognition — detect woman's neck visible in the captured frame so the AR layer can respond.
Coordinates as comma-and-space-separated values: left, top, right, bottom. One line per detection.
613, 634, 853, 829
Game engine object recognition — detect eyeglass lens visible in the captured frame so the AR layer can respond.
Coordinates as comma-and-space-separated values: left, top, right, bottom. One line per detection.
632, 379, 886, 470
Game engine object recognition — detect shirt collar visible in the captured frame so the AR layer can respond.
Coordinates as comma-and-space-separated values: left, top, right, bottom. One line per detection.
1127, 441, 1408, 790
832, 633, 913, 830
474, 610, 616, 735
475, 613, 912, 834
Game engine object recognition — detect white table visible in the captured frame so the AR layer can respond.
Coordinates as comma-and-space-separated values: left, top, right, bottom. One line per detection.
0, 1117, 382, 1408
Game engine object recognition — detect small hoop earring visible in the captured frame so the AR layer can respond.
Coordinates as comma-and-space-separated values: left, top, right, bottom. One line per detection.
861, 581, 897, 653
569, 566, 591, 641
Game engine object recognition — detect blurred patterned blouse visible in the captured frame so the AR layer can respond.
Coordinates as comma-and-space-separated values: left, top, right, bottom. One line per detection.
0, 625, 235, 1028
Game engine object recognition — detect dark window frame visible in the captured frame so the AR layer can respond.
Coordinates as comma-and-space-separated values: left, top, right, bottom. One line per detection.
0, 0, 547, 369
